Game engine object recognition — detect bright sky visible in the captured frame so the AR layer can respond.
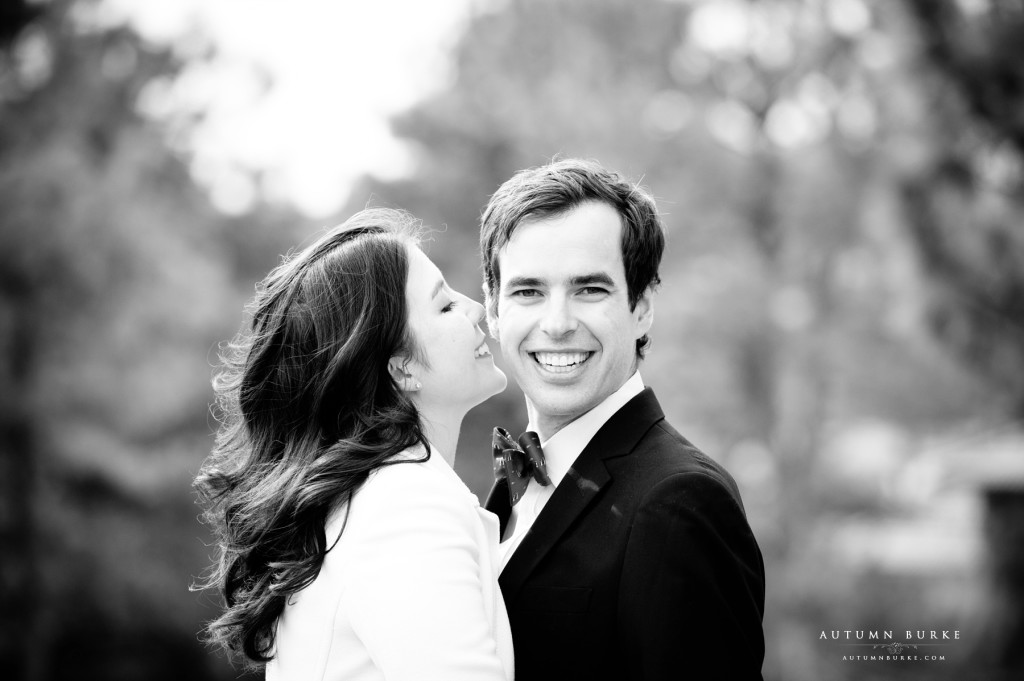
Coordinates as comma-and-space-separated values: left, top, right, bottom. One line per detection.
99, 0, 480, 217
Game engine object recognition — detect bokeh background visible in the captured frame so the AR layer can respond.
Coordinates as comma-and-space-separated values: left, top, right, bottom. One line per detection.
2, 0, 1023, 679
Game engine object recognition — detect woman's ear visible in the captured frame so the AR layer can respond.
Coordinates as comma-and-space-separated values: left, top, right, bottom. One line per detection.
388, 356, 421, 392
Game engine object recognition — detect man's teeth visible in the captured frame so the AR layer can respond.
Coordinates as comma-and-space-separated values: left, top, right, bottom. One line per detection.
533, 352, 591, 368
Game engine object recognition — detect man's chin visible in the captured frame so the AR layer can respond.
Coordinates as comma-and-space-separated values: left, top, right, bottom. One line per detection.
526, 388, 596, 422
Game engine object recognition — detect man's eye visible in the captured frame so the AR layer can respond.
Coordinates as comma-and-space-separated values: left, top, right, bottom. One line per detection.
580, 287, 608, 296
511, 289, 539, 298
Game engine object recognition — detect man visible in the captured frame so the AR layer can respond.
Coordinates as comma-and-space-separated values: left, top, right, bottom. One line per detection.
481, 159, 765, 680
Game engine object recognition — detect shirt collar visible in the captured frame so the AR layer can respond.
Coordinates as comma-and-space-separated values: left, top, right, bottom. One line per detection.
528, 372, 645, 487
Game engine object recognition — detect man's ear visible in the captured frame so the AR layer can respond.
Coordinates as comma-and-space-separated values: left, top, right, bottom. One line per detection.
633, 286, 654, 338
387, 356, 421, 392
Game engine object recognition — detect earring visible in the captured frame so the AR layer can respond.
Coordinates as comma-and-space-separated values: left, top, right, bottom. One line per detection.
415, 381, 422, 390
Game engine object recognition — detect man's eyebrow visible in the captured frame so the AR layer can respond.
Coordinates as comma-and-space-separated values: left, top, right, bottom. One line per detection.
504, 276, 544, 289
570, 273, 616, 288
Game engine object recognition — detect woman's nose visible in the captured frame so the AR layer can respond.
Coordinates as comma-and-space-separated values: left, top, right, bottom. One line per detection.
464, 295, 485, 325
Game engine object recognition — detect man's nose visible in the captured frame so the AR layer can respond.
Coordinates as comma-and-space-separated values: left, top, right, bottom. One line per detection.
538, 296, 577, 337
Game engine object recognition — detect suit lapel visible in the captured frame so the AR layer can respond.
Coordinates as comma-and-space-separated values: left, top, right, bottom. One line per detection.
498, 389, 666, 600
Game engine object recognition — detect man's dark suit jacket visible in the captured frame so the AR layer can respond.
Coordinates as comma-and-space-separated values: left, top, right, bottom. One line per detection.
485, 388, 765, 681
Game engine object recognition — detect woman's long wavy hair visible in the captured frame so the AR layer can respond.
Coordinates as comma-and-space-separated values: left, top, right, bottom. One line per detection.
194, 208, 428, 665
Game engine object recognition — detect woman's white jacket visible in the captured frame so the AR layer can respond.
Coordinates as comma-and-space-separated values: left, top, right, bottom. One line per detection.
267, 445, 514, 681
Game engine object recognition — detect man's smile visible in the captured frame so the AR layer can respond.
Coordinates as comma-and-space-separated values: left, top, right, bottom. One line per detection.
529, 351, 594, 374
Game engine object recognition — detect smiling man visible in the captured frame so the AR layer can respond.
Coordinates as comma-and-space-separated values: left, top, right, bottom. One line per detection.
481, 159, 766, 681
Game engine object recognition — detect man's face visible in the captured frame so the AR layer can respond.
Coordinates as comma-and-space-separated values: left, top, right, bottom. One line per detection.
489, 201, 653, 437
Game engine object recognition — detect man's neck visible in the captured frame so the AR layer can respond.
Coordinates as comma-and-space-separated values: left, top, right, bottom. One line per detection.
528, 410, 579, 443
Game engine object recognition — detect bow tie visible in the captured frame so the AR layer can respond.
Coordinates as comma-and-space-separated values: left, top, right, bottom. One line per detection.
492, 427, 551, 506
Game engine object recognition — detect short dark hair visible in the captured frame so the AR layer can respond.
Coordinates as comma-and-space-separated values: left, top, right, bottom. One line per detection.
480, 158, 665, 357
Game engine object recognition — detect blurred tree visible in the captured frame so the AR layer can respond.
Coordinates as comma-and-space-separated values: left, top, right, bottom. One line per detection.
346, 0, 688, 290
0, 1, 287, 679
901, 0, 1024, 417
899, 5, 1024, 679
0, 3, 56, 675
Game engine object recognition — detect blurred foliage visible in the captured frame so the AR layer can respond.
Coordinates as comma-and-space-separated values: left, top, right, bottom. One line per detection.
1, 0, 1022, 680
901, 0, 1024, 418
0, 1, 287, 679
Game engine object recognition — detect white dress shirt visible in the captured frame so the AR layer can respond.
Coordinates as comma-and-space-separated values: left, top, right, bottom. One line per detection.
267, 444, 514, 681
499, 372, 645, 568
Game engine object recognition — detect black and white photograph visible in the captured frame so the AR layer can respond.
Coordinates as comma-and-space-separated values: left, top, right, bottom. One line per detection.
1, 1, 1022, 680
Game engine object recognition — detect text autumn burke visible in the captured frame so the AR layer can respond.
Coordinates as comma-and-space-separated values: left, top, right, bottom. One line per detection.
820, 630, 961, 641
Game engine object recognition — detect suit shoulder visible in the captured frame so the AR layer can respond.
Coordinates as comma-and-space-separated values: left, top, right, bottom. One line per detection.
637, 467, 743, 514
637, 419, 733, 477
628, 420, 743, 502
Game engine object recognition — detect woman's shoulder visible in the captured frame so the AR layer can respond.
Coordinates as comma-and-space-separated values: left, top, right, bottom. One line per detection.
350, 445, 478, 513
321, 446, 482, 556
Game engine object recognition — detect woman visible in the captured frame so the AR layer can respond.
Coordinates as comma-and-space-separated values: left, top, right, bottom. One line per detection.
194, 208, 513, 680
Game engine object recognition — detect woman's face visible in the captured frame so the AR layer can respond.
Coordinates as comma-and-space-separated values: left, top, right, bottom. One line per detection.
402, 245, 507, 414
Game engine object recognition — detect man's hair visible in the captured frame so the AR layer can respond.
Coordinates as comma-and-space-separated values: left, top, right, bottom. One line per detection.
480, 158, 665, 357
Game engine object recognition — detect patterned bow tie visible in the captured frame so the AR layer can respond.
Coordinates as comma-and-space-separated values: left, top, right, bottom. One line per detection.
492, 427, 551, 506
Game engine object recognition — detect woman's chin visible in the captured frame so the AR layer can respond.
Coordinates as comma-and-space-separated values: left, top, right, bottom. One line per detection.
489, 368, 508, 397
471, 369, 508, 407
424, 368, 507, 413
